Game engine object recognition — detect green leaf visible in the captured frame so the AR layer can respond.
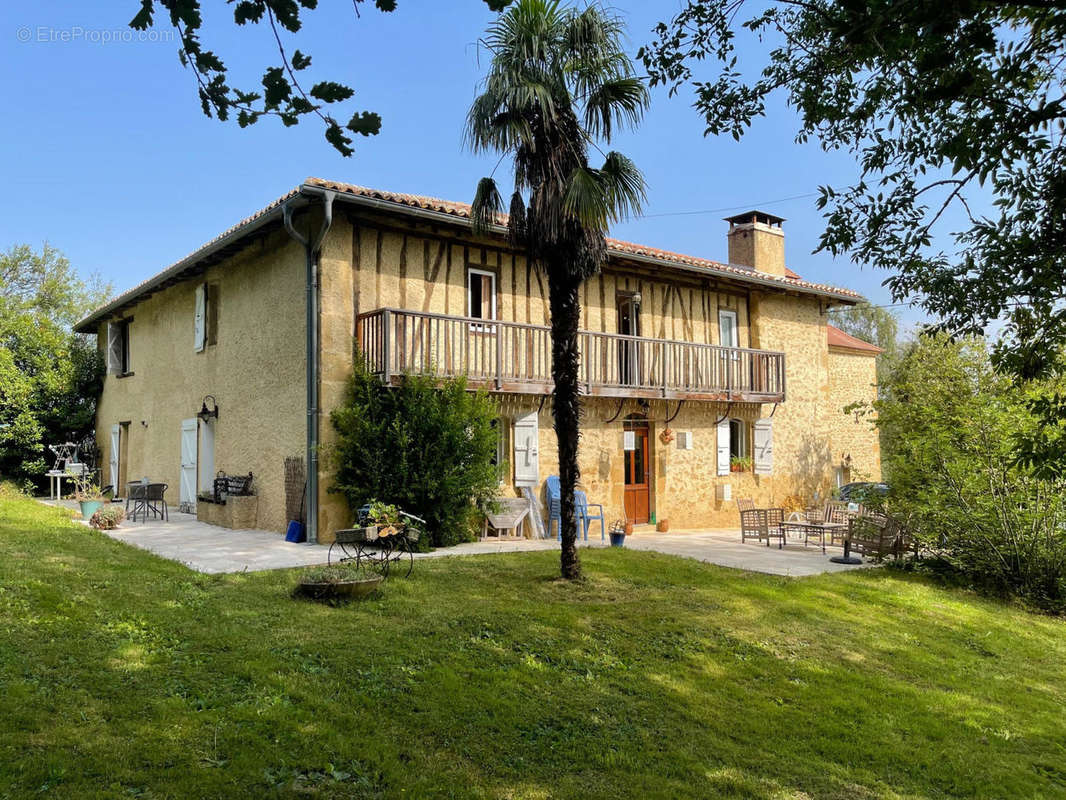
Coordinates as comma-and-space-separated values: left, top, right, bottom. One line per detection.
291, 50, 312, 71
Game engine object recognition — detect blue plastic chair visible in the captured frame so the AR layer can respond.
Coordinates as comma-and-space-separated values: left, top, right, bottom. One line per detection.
575, 490, 606, 542
546, 475, 561, 537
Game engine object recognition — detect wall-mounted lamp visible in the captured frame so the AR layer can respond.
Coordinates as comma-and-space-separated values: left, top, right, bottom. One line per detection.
637, 399, 651, 415
141, 420, 148, 428
198, 395, 219, 423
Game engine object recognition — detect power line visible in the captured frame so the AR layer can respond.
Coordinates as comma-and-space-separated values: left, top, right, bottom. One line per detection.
622, 191, 820, 221
827, 301, 915, 312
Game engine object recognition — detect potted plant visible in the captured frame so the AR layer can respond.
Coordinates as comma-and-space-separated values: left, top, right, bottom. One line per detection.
89, 505, 125, 530
74, 475, 106, 520
608, 520, 628, 547
296, 562, 384, 602
730, 456, 753, 473
366, 500, 402, 538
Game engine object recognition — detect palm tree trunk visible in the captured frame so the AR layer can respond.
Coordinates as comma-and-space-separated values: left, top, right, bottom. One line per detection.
549, 273, 583, 580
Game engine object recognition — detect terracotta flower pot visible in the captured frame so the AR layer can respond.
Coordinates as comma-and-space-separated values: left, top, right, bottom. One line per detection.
624, 521, 634, 536
656, 519, 670, 532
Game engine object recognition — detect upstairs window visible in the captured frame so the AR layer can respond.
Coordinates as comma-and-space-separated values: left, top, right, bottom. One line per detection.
107, 318, 132, 376
467, 268, 496, 329
718, 309, 739, 348
194, 283, 220, 351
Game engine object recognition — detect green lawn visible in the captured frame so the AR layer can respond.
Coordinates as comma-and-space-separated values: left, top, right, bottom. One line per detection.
2, 496, 1065, 799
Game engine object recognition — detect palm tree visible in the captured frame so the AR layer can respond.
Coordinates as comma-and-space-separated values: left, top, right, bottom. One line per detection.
466, 0, 648, 579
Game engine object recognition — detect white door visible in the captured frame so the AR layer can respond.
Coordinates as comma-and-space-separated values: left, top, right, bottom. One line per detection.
513, 412, 539, 487
109, 424, 120, 490
180, 418, 198, 513
198, 419, 215, 493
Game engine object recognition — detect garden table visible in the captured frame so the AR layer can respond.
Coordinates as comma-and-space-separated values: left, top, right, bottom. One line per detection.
780, 520, 847, 553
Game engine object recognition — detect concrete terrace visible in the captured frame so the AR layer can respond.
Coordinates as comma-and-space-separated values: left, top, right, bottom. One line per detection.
42, 500, 873, 577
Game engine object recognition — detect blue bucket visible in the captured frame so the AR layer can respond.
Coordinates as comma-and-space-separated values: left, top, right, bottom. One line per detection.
285, 520, 305, 543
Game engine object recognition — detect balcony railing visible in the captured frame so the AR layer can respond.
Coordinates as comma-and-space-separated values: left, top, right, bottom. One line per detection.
356, 308, 786, 403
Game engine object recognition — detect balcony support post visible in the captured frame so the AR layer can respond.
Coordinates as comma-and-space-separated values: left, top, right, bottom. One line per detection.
495, 326, 502, 390
382, 308, 391, 385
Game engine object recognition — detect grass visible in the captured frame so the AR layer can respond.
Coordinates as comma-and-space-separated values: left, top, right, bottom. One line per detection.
2, 494, 1065, 799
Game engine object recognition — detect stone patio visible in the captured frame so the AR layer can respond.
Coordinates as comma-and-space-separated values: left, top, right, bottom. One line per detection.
42, 500, 873, 577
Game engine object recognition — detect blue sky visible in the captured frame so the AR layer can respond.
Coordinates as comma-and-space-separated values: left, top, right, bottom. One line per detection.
2, 0, 926, 326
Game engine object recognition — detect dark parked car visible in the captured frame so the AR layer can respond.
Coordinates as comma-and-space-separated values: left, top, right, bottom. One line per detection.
838, 482, 889, 503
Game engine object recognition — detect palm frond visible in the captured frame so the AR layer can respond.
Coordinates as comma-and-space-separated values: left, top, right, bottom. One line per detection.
507, 190, 528, 248
471, 177, 505, 235
562, 166, 610, 231
600, 151, 647, 223
583, 77, 649, 142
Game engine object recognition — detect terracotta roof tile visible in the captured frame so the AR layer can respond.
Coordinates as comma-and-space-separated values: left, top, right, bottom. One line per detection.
827, 324, 883, 354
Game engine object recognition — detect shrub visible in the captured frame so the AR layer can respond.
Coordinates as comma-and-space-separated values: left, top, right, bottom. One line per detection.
89, 504, 125, 530
330, 359, 500, 548
877, 335, 1066, 612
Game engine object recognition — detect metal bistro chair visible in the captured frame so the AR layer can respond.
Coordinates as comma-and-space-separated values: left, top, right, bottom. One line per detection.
126, 481, 168, 523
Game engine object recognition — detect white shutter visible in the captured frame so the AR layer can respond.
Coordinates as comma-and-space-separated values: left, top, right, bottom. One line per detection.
754, 419, 773, 475
194, 284, 206, 352
107, 323, 122, 375
180, 418, 198, 512
109, 424, 120, 488
513, 412, 539, 487
717, 418, 731, 476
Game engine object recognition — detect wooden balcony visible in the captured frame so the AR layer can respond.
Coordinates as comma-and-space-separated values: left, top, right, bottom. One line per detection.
355, 308, 786, 403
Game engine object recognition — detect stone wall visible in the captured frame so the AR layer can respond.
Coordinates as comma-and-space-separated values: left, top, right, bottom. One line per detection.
826, 347, 881, 484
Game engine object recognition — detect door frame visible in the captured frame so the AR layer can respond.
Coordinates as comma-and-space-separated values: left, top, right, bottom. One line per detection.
718, 308, 739, 348
617, 291, 642, 385
622, 415, 651, 524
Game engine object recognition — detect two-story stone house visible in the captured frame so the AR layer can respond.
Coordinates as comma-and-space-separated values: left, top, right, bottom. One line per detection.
75, 178, 881, 542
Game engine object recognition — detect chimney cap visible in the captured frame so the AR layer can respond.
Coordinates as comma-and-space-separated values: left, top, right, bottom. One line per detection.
724, 210, 786, 227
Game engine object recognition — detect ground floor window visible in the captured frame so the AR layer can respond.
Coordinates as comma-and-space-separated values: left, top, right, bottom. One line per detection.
729, 418, 751, 471
729, 419, 748, 458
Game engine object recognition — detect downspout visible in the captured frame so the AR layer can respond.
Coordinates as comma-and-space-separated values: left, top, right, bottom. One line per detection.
283, 189, 336, 544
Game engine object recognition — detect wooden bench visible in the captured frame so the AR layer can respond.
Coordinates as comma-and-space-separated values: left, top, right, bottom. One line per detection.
212, 472, 254, 504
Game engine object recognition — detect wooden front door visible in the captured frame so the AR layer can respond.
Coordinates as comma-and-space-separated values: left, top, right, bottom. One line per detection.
623, 422, 650, 523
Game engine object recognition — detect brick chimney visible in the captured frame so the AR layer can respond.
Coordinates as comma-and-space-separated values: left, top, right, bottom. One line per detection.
725, 210, 786, 277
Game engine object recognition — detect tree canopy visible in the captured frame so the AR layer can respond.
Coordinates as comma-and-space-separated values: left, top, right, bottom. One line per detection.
640, 0, 1066, 471
0, 245, 110, 489
129, 0, 512, 156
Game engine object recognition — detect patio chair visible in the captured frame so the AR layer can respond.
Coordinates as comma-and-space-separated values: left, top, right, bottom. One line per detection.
575, 490, 606, 542
546, 475, 561, 537
740, 508, 785, 549
811, 502, 850, 547
144, 482, 169, 522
